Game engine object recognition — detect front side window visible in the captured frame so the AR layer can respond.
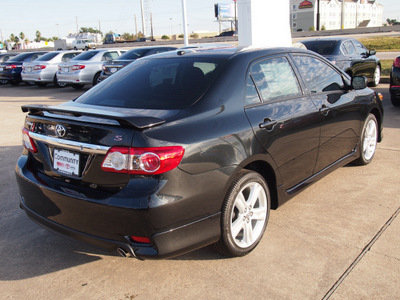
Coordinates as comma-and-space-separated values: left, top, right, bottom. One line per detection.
341, 41, 356, 55
249, 57, 302, 102
292, 55, 344, 93
352, 40, 367, 55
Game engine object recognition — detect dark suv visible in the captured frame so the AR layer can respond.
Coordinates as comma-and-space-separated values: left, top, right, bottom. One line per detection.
300, 37, 381, 87
16, 47, 383, 259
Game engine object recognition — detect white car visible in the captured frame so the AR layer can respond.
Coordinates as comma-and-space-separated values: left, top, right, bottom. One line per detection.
21, 51, 80, 87
57, 49, 125, 89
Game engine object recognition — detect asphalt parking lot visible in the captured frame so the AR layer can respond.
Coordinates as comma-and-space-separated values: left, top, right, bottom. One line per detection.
0, 83, 399, 299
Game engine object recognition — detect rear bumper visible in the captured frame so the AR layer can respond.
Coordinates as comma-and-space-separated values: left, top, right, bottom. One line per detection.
57, 71, 93, 85
15, 155, 222, 259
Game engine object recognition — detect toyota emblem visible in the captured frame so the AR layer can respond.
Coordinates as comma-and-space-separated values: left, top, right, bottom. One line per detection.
55, 124, 66, 138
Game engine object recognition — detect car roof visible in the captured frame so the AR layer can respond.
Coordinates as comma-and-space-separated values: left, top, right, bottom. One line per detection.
300, 37, 354, 43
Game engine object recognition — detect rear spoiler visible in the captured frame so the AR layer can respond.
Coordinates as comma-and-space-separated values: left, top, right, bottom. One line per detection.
21, 104, 165, 130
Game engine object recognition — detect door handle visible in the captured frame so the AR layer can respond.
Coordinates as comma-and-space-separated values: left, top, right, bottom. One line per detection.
259, 118, 277, 130
319, 105, 330, 116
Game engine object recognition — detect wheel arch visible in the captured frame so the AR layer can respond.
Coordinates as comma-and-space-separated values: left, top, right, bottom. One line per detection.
369, 107, 383, 142
242, 160, 279, 209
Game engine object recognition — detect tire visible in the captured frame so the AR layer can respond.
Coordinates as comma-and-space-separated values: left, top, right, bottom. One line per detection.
0, 79, 8, 85
10, 80, 20, 86
391, 93, 400, 107
93, 72, 101, 86
353, 114, 378, 166
369, 65, 380, 87
71, 84, 84, 90
53, 75, 66, 88
213, 171, 270, 257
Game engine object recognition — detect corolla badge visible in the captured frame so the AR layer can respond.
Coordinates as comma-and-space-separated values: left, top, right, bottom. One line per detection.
55, 124, 67, 138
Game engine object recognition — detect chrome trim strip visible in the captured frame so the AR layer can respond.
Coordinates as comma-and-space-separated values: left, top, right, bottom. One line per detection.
29, 132, 110, 154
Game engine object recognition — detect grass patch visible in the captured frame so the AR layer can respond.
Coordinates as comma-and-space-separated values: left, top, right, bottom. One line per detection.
380, 59, 393, 77
358, 36, 400, 51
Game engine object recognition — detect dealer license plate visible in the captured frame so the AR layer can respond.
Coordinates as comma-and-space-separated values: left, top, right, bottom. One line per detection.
26, 67, 32, 72
110, 68, 117, 73
63, 67, 69, 72
53, 149, 80, 176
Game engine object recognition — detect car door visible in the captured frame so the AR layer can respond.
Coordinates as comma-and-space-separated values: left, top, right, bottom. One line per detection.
244, 55, 321, 190
352, 39, 376, 78
291, 54, 361, 173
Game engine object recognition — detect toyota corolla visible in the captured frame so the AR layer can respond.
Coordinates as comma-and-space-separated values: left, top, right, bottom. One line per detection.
16, 47, 383, 259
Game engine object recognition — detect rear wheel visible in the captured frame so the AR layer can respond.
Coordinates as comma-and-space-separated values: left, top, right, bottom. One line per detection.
71, 84, 84, 90
0, 79, 8, 85
213, 171, 270, 257
53, 75, 66, 88
391, 93, 400, 107
353, 114, 378, 165
93, 72, 101, 86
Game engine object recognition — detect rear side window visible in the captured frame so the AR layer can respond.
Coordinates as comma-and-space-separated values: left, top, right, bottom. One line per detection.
249, 56, 302, 102
75, 57, 227, 109
293, 55, 344, 93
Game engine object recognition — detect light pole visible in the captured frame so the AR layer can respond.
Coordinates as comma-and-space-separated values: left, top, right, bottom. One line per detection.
181, 0, 189, 46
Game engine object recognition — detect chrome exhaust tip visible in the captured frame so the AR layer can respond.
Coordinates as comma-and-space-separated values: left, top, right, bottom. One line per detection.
117, 247, 132, 258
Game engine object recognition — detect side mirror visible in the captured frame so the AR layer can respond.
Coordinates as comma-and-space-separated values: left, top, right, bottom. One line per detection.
352, 76, 368, 90
368, 49, 376, 56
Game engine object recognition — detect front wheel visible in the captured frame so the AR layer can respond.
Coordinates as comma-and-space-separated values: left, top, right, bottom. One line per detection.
370, 65, 381, 87
353, 114, 378, 165
213, 171, 270, 257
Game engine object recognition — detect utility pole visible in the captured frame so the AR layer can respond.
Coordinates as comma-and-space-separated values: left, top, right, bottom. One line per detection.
150, 13, 154, 41
181, 0, 189, 46
140, 0, 146, 37
98, 20, 102, 34
134, 14, 138, 36
316, 0, 320, 31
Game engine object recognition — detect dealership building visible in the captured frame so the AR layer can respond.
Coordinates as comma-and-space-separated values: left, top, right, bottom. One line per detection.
290, 0, 384, 32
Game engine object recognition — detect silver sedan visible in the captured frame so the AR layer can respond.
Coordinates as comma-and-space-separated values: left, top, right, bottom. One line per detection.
21, 51, 81, 87
57, 49, 125, 89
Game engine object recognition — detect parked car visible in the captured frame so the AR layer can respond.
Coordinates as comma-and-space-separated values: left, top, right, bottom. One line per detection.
0, 53, 19, 84
389, 55, 400, 106
300, 37, 381, 87
0, 51, 47, 85
72, 39, 97, 51
21, 51, 81, 87
100, 46, 177, 81
16, 47, 383, 259
215, 30, 237, 37
56, 49, 125, 89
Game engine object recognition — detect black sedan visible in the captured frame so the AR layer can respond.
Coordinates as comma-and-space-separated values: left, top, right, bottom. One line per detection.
390, 55, 400, 106
0, 51, 47, 85
300, 37, 381, 87
99, 46, 177, 81
0, 52, 19, 84
16, 47, 383, 259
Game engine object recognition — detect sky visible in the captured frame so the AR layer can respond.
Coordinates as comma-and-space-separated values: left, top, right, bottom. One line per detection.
0, 0, 399, 42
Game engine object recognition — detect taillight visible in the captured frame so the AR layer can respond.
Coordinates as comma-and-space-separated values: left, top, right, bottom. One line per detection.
22, 128, 37, 153
71, 65, 85, 71
101, 146, 184, 175
34, 65, 46, 70
102, 65, 107, 71
130, 236, 151, 243
394, 57, 400, 68
5, 64, 17, 70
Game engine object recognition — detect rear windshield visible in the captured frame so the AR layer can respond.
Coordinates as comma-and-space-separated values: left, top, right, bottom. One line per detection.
72, 51, 99, 61
8, 53, 35, 62
35, 52, 59, 61
302, 40, 339, 55
75, 57, 227, 109
118, 49, 151, 60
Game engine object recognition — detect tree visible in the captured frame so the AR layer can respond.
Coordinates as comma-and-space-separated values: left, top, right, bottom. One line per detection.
161, 35, 170, 40
79, 27, 101, 34
35, 30, 41, 42
321, 25, 326, 30
309, 26, 315, 31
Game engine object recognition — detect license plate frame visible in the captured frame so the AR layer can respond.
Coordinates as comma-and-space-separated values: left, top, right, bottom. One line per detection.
53, 148, 80, 176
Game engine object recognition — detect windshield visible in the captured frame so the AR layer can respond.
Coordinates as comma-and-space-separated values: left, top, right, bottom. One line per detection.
72, 51, 99, 61
35, 52, 59, 61
302, 40, 339, 55
75, 57, 227, 110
